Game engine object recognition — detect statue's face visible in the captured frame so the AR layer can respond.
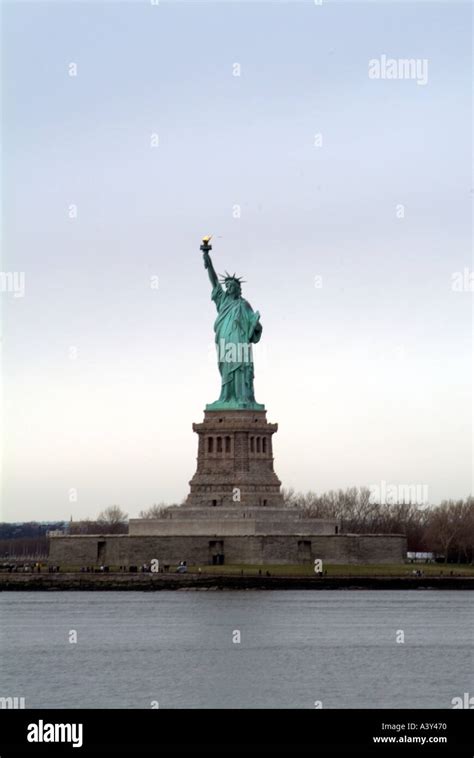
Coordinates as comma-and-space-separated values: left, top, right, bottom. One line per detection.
226, 280, 241, 299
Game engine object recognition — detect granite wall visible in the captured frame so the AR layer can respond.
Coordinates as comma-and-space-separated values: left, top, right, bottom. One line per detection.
49, 533, 407, 566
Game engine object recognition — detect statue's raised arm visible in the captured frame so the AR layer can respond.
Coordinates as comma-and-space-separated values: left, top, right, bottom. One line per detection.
200, 236, 219, 290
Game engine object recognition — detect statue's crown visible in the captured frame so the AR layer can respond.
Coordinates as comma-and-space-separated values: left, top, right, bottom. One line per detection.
219, 271, 245, 285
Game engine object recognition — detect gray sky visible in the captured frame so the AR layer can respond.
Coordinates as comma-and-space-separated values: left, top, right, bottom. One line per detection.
1, 0, 472, 521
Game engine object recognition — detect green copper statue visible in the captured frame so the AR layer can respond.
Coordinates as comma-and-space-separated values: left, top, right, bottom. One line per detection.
200, 236, 264, 411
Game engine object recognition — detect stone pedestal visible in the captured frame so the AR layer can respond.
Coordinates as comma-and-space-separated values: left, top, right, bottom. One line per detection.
185, 409, 284, 509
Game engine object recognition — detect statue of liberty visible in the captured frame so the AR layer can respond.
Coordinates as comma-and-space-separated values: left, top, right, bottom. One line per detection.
200, 237, 264, 411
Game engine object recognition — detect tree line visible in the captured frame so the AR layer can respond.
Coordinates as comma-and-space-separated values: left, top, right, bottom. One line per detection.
0, 521, 66, 559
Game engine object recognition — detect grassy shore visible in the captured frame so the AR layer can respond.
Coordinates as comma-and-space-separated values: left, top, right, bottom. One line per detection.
33, 562, 474, 577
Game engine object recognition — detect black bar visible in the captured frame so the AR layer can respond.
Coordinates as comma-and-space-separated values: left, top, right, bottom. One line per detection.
0, 709, 472, 756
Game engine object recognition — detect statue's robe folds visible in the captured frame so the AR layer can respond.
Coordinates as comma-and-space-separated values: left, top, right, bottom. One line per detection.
210, 283, 262, 407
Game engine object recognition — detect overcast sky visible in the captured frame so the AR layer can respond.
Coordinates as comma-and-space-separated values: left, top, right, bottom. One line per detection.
1, 0, 472, 521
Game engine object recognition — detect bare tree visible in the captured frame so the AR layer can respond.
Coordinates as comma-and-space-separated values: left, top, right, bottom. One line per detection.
138, 503, 173, 519
281, 487, 297, 507
451, 497, 474, 563
423, 500, 465, 562
96, 506, 128, 534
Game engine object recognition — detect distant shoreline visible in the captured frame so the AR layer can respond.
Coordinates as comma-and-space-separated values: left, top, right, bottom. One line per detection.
1, 573, 473, 591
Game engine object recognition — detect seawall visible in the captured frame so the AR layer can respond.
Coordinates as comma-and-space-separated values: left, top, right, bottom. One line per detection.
1, 573, 472, 591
